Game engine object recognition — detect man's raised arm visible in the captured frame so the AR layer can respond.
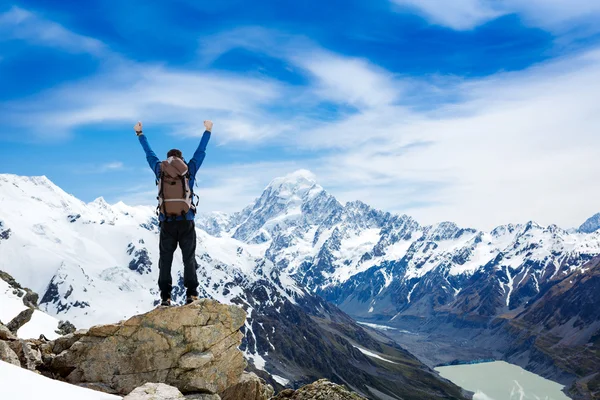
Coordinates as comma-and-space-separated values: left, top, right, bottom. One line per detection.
134, 121, 161, 178
188, 120, 213, 177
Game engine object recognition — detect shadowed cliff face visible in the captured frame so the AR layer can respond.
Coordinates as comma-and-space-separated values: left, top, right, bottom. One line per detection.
361, 257, 600, 400
243, 296, 466, 400
502, 258, 600, 399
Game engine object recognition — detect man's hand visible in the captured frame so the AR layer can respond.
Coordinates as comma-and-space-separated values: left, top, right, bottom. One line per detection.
134, 121, 143, 136
204, 120, 213, 132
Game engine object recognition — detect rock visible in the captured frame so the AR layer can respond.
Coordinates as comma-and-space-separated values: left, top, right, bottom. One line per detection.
220, 372, 274, 400
270, 379, 366, 400
55, 320, 77, 335
9, 339, 42, 370
22, 290, 39, 308
47, 299, 247, 395
123, 383, 184, 399
0, 269, 39, 308
0, 340, 20, 366
0, 323, 16, 340
51, 330, 87, 354
185, 394, 221, 400
6, 308, 34, 333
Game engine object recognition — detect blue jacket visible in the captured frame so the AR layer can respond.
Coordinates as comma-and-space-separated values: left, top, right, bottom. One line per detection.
138, 131, 211, 221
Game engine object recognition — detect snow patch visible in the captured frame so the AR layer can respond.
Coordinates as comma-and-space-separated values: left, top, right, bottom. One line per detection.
0, 360, 120, 400
353, 346, 398, 364
357, 321, 397, 331
272, 374, 290, 386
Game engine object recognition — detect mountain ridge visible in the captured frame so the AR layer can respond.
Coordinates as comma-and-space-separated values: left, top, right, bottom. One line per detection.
0, 172, 466, 400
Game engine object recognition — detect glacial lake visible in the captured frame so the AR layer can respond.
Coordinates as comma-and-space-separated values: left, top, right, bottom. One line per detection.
435, 361, 571, 400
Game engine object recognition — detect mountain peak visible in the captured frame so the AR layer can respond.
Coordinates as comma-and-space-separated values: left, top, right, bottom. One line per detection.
266, 169, 318, 190
90, 197, 110, 208
579, 212, 600, 234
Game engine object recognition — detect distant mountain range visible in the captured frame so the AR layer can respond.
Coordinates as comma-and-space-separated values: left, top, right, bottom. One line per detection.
0, 173, 465, 400
2, 170, 598, 398
193, 169, 600, 399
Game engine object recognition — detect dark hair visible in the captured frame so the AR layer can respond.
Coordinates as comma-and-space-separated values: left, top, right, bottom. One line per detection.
167, 149, 183, 159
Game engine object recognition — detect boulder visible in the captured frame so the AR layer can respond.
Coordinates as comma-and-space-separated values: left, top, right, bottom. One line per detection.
0, 269, 39, 308
123, 383, 185, 400
0, 340, 20, 366
220, 372, 274, 400
0, 323, 16, 340
9, 339, 42, 370
55, 320, 77, 335
271, 379, 365, 400
6, 308, 34, 333
51, 329, 88, 354
47, 299, 247, 395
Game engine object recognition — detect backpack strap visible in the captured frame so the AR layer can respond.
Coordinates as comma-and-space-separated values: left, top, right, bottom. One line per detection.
180, 175, 186, 198
160, 171, 168, 217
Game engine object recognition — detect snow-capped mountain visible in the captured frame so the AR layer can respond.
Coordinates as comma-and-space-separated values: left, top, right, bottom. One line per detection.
189, 169, 600, 398
0, 173, 464, 400
578, 212, 600, 233
195, 171, 600, 324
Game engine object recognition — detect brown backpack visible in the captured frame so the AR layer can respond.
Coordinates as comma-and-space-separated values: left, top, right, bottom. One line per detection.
157, 157, 194, 217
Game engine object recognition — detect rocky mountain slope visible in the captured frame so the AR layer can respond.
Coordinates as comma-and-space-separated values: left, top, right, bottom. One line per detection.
5, 168, 598, 396
500, 256, 600, 399
0, 173, 465, 400
190, 169, 600, 397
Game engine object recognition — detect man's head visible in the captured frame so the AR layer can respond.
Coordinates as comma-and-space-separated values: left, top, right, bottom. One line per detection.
167, 149, 183, 160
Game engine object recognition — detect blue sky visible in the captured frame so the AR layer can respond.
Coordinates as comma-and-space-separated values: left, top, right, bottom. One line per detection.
1, 0, 600, 229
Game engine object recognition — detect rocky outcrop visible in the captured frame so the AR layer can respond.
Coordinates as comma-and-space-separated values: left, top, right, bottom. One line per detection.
0, 319, 42, 370
123, 383, 186, 400
0, 340, 20, 366
123, 383, 223, 399
272, 379, 365, 400
6, 308, 34, 333
9, 338, 43, 370
55, 320, 77, 336
220, 372, 274, 400
0, 269, 39, 308
0, 323, 16, 340
43, 300, 247, 396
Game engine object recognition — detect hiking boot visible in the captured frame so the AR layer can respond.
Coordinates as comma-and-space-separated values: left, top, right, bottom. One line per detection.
186, 295, 199, 305
160, 298, 171, 307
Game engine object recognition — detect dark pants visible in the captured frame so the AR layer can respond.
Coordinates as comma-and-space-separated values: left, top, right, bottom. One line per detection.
158, 220, 199, 300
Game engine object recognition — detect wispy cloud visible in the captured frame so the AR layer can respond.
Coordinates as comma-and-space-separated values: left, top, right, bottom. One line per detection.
73, 161, 126, 174
0, 62, 289, 141
390, 0, 600, 32
0, 6, 106, 55
3, 7, 600, 230
99, 161, 124, 172
199, 27, 401, 110
390, 0, 502, 31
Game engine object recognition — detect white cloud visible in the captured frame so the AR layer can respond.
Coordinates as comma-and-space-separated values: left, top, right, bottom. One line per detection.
73, 161, 126, 174
390, 0, 600, 31
3, 12, 600, 230
292, 50, 600, 230
390, 0, 502, 30
100, 162, 124, 172
293, 51, 399, 109
0, 6, 106, 55
199, 27, 401, 110
0, 62, 290, 141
